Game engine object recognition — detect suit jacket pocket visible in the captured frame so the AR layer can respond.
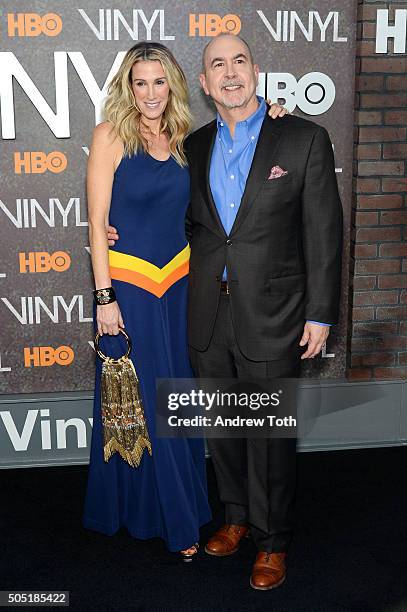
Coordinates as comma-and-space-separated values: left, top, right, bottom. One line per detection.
268, 273, 306, 294
262, 173, 294, 191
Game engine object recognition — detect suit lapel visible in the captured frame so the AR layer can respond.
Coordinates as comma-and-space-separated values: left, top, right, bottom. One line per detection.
229, 115, 283, 237
198, 120, 227, 237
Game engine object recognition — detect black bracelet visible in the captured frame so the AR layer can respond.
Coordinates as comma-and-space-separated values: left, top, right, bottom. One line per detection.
93, 287, 116, 305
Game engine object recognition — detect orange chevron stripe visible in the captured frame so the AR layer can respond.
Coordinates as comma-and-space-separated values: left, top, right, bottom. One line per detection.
110, 260, 189, 298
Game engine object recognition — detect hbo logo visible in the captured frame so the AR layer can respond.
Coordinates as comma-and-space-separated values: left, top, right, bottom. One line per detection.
14, 151, 67, 174
24, 346, 74, 368
189, 14, 241, 37
7, 13, 62, 37
259, 72, 336, 115
19, 252, 71, 274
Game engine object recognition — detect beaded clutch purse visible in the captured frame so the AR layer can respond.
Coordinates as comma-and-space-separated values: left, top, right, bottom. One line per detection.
94, 329, 152, 467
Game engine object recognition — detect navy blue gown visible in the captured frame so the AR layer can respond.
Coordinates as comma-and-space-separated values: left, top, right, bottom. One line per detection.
82, 151, 211, 551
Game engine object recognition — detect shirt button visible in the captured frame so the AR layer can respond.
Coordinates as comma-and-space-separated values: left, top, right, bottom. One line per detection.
229, 149, 232, 153
251, 135, 255, 140
230, 174, 235, 180
220, 122, 224, 127
230, 203, 235, 208
226, 239, 232, 246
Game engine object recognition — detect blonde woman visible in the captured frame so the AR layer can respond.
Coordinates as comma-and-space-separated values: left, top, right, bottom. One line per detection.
83, 42, 286, 561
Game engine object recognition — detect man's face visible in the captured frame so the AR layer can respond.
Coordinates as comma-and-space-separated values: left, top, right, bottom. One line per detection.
199, 35, 259, 111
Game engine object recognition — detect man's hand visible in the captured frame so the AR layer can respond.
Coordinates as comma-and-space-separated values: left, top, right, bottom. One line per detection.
107, 225, 119, 246
266, 101, 289, 119
299, 322, 330, 359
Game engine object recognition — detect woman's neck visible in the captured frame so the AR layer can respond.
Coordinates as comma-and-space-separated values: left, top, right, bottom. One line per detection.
140, 116, 162, 137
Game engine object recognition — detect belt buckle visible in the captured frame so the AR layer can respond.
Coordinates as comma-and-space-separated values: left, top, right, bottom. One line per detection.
221, 281, 230, 295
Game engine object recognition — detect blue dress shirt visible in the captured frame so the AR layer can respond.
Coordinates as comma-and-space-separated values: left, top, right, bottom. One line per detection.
209, 96, 329, 327
209, 96, 267, 247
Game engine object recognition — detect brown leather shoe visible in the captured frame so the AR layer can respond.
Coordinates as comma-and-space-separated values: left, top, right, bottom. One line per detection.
250, 552, 287, 590
205, 524, 249, 556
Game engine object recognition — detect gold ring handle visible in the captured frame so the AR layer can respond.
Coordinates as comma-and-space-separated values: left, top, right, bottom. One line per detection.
94, 328, 132, 363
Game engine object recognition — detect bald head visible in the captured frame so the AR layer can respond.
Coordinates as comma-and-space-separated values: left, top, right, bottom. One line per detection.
199, 33, 259, 116
201, 33, 254, 73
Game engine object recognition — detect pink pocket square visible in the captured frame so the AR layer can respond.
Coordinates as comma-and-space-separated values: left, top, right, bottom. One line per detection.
268, 165, 288, 180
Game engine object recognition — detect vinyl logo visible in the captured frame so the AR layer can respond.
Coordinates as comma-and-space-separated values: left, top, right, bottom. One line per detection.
24, 346, 74, 367
19, 252, 71, 273
0, 409, 92, 451
189, 14, 241, 37
0, 198, 88, 228
77, 9, 174, 41
14, 152, 67, 174
1, 295, 92, 324
7, 13, 62, 37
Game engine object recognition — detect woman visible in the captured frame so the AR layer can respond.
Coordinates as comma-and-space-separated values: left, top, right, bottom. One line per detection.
82, 41, 286, 560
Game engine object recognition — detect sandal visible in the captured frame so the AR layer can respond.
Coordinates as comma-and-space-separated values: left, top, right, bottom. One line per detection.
179, 542, 199, 562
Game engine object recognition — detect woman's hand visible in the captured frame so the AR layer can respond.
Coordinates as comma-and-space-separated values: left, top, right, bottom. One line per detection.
96, 301, 124, 336
267, 101, 289, 119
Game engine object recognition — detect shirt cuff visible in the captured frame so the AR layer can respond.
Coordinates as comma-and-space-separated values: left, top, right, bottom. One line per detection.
306, 320, 331, 327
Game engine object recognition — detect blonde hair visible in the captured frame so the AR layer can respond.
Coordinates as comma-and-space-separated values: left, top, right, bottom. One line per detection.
104, 42, 192, 166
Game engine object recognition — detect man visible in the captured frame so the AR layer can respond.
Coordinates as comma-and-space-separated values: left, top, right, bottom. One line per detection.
184, 33, 342, 590
109, 33, 342, 589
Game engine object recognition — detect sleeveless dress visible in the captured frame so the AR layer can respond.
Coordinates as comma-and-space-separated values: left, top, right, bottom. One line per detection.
82, 151, 211, 552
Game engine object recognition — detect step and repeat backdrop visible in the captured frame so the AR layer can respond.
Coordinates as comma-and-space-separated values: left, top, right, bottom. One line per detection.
0, 1, 358, 465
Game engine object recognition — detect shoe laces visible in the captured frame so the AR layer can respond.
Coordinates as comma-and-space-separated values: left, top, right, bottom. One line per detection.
224, 524, 241, 534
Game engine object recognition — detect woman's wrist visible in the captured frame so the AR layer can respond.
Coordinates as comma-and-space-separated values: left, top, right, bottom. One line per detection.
93, 287, 116, 305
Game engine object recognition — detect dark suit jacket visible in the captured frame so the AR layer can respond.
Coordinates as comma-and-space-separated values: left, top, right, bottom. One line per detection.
185, 112, 343, 361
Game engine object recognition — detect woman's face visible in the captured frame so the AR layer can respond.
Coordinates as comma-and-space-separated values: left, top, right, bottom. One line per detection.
131, 60, 170, 124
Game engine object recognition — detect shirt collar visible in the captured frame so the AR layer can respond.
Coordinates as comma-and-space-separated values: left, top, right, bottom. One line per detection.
216, 96, 267, 136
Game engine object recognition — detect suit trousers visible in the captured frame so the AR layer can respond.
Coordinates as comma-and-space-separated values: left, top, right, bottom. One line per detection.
189, 294, 300, 553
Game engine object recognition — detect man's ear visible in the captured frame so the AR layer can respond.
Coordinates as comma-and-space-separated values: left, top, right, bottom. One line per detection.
254, 63, 260, 85
199, 73, 209, 95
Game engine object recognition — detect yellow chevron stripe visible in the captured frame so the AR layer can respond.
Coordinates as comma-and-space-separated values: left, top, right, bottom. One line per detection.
108, 244, 190, 282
